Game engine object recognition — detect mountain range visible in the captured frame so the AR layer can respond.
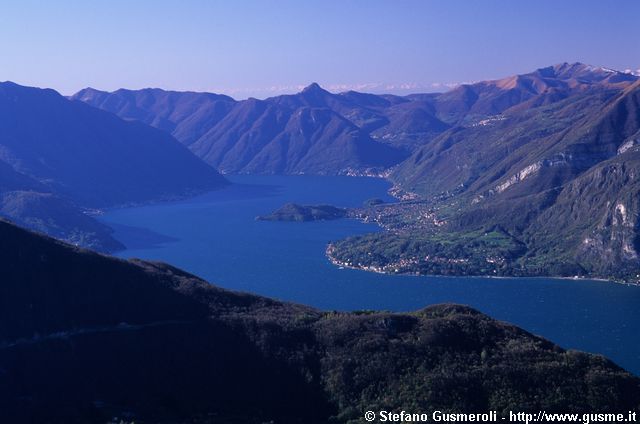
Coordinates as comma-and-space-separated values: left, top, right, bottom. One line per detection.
0, 82, 227, 251
73, 83, 425, 174
1, 219, 638, 423
73, 62, 640, 279
73, 63, 637, 174
387, 64, 640, 278
0, 61, 637, 276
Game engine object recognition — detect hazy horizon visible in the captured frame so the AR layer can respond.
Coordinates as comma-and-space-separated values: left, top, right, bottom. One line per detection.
7, 60, 640, 101
1, 0, 638, 98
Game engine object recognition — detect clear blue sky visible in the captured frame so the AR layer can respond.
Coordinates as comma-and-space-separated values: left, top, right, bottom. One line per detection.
0, 0, 638, 98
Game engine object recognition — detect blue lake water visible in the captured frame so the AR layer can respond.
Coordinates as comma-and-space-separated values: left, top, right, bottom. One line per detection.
101, 175, 640, 375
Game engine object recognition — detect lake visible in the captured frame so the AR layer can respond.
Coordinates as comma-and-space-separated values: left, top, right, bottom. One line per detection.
101, 174, 640, 375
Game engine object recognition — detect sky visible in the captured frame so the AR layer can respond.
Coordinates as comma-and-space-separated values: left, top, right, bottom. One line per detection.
0, 0, 638, 98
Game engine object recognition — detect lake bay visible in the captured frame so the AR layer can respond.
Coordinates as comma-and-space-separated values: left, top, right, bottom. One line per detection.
101, 175, 640, 374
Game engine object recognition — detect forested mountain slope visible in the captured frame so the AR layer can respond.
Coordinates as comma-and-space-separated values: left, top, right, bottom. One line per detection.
1, 219, 638, 423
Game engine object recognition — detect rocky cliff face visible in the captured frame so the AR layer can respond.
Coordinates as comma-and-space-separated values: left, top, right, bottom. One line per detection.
528, 149, 640, 277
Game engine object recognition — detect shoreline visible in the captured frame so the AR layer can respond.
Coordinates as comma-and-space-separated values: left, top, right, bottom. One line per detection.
325, 244, 639, 287
85, 184, 231, 216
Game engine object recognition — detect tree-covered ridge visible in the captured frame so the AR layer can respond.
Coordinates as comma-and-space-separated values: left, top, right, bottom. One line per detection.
0, 219, 638, 423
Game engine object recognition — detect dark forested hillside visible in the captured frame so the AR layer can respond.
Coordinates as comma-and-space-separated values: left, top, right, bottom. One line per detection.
0, 219, 638, 423
0, 82, 227, 207
0, 82, 227, 250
